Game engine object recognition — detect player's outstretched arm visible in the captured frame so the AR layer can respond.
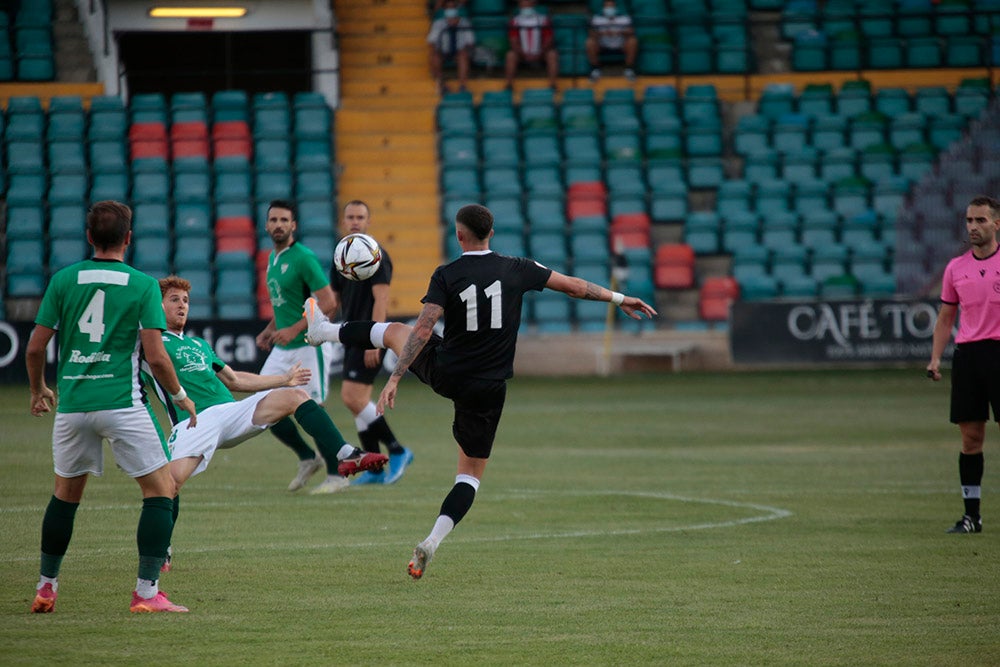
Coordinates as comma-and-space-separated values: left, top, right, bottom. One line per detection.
218, 362, 310, 392
545, 271, 657, 320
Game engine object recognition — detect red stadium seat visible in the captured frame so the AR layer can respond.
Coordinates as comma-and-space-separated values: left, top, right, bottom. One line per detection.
215, 216, 255, 239
130, 139, 169, 161
128, 122, 167, 141
216, 235, 256, 255
654, 243, 696, 289
566, 198, 607, 220
170, 121, 209, 141
698, 276, 740, 321
567, 181, 607, 199
211, 120, 251, 140
213, 137, 252, 159
172, 138, 210, 160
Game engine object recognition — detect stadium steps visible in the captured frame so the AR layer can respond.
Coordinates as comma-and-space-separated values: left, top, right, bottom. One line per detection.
333, 0, 441, 316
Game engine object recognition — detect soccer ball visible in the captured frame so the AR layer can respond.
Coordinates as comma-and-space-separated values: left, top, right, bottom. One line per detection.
334, 233, 382, 281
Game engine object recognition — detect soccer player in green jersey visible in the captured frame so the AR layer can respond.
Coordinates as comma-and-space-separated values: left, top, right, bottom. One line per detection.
255, 199, 345, 493
147, 276, 386, 570
26, 201, 195, 614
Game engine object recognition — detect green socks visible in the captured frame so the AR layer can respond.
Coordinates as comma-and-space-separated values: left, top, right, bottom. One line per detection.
39, 496, 79, 578
271, 416, 317, 461
136, 496, 174, 581
295, 400, 347, 467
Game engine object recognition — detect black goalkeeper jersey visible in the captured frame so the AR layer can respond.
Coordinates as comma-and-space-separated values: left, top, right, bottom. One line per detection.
330, 246, 393, 321
422, 250, 552, 381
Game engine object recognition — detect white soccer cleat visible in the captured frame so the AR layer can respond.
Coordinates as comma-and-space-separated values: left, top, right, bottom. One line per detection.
288, 455, 324, 492
303, 297, 330, 347
309, 475, 351, 495
408, 539, 436, 580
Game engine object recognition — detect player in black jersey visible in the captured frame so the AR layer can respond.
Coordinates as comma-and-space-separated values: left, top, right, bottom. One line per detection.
304, 203, 656, 579
329, 201, 412, 486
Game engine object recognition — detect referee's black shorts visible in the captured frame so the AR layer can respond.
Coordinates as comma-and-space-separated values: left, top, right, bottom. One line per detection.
409, 335, 507, 459
950, 339, 1000, 423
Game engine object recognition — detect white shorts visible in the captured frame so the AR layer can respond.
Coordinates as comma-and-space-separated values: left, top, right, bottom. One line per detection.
52, 406, 169, 478
167, 391, 273, 479
260, 343, 333, 403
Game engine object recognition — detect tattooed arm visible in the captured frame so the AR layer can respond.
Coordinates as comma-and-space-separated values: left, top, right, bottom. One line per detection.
377, 302, 443, 413
545, 271, 657, 320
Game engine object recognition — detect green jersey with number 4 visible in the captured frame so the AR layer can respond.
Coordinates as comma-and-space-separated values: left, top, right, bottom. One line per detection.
35, 259, 167, 413
265, 242, 329, 349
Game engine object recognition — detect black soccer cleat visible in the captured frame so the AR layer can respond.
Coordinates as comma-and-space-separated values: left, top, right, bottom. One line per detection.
946, 514, 982, 534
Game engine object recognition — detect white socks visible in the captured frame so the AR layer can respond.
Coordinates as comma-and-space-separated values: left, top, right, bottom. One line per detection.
370, 323, 390, 348
355, 402, 379, 431
313, 320, 342, 342
426, 516, 455, 549
456, 473, 480, 491
135, 577, 158, 599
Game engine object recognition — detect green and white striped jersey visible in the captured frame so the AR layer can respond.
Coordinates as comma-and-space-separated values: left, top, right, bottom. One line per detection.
35, 259, 166, 413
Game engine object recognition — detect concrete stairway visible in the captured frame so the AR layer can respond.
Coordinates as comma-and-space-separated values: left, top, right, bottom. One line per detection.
333, 0, 442, 316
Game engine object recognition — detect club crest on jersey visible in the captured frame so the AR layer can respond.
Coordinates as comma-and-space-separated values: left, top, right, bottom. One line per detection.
281, 264, 289, 274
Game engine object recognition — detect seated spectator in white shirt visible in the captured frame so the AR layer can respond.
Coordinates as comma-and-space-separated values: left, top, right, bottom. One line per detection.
428, 0, 475, 93
586, 0, 638, 82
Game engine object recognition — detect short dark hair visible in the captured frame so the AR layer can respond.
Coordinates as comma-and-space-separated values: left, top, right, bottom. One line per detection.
342, 200, 370, 215
268, 199, 297, 219
969, 196, 1000, 218
87, 200, 132, 250
456, 204, 494, 240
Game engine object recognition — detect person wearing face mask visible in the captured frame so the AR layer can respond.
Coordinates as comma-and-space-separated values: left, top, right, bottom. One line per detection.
504, 0, 558, 90
428, 0, 475, 93
586, 0, 638, 82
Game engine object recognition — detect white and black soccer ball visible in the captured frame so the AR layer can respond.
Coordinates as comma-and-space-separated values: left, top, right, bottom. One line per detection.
334, 233, 382, 281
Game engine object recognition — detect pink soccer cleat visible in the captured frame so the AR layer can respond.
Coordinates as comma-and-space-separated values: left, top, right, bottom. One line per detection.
130, 591, 189, 613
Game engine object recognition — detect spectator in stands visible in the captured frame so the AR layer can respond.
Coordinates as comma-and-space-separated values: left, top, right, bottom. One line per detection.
504, 0, 559, 90
586, 0, 638, 82
428, 0, 475, 93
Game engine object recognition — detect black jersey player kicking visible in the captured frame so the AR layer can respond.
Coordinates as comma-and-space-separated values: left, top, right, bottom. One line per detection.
304, 203, 656, 579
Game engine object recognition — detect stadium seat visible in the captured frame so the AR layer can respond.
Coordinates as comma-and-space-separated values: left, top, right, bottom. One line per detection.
654, 243, 695, 289
699, 276, 739, 321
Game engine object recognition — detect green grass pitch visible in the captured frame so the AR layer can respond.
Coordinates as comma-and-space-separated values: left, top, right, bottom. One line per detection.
1, 369, 998, 665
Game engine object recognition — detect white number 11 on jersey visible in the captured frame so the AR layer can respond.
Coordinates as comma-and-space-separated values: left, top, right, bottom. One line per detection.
459, 280, 502, 331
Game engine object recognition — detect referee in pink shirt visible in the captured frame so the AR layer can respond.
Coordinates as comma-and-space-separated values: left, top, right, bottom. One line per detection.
928, 195, 1000, 534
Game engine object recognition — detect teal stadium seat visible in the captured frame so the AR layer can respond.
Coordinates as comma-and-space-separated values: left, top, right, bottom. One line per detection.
798, 83, 834, 117
48, 173, 87, 204
133, 202, 171, 238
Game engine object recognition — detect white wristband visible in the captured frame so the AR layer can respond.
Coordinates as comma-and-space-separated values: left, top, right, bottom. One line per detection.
170, 387, 187, 403
610, 291, 625, 306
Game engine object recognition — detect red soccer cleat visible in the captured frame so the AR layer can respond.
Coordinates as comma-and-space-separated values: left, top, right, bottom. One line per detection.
30, 583, 57, 613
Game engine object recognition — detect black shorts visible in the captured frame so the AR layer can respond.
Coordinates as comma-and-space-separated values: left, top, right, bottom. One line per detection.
950, 340, 1000, 423
409, 335, 507, 459
341, 345, 384, 385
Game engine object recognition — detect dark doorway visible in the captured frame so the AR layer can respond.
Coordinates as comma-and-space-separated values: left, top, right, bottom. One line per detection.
118, 30, 312, 97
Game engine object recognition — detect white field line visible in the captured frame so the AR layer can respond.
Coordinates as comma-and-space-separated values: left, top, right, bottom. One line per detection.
0, 490, 791, 563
